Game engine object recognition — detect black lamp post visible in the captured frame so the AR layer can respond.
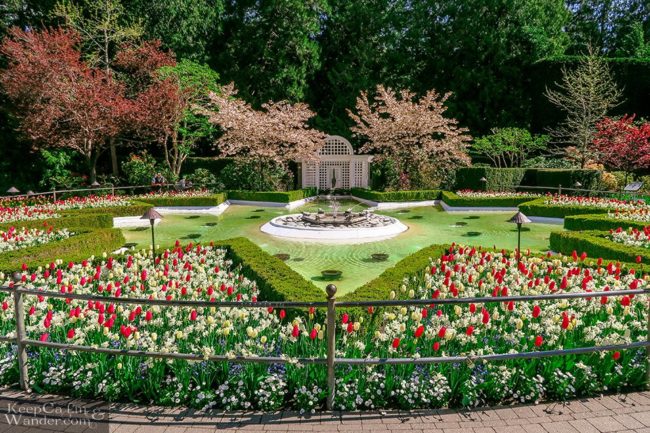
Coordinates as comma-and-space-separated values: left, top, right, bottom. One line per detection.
90, 181, 101, 188
141, 208, 162, 254
509, 211, 531, 263
6, 187, 19, 196
479, 177, 488, 191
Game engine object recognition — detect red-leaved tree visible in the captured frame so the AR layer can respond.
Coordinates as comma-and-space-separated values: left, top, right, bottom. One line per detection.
0, 27, 131, 182
594, 115, 650, 183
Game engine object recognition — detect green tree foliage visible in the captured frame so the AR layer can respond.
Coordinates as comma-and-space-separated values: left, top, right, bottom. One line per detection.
472, 128, 550, 168
213, 0, 328, 106
123, 0, 224, 62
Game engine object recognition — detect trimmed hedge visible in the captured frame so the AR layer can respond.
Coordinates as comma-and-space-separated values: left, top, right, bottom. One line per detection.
0, 213, 115, 233
518, 198, 612, 218
0, 228, 125, 274
214, 237, 324, 303
139, 193, 227, 207
442, 191, 536, 207
350, 188, 441, 202
455, 167, 601, 192
60, 201, 153, 218
227, 189, 316, 203
564, 214, 648, 232
341, 244, 450, 302
549, 230, 650, 266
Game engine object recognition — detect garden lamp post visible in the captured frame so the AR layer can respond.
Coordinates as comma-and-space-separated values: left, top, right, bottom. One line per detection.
509, 211, 531, 263
90, 181, 101, 188
479, 177, 487, 191
141, 208, 162, 255
6, 186, 19, 196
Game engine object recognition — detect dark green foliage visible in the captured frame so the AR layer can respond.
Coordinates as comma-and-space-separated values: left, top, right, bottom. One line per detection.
341, 244, 450, 302
61, 202, 153, 218
0, 228, 125, 273
227, 190, 316, 204
218, 160, 294, 192
182, 157, 234, 177
549, 230, 650, 265
455, 167, 601, 191
564, 214, 649, 231
441, 191, 535, 208
138, 194, 226, 207
350, 188, 441, 202
214, 237, 324, 303
518, 198, 611, 218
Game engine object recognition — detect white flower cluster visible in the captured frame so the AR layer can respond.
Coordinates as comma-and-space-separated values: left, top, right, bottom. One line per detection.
0, 226, 72, 252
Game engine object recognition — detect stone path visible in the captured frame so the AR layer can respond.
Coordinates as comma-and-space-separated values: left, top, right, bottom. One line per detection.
1, 388, 650, 433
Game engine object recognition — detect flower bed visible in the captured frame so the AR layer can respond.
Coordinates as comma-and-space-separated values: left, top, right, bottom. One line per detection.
0, 195, 132, 224
442, 191, 539, 207
544, 194, 648, 211
609, 226, 650, 250
0, 243, 646, 411
455, 190, 540, 198
550, 230, 650, 265
0, 225, 73, 253
564, 214, 648, 232
609, 209, 650, 224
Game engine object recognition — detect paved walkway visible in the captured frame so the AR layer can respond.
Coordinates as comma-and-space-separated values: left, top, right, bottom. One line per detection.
0, 388, 649, 433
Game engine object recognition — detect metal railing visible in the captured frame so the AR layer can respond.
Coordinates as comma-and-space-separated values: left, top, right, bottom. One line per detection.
0, 183, 186, 201
0, 277, 648, 410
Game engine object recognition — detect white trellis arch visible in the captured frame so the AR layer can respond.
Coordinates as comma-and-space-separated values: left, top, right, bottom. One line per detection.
300, 135, 373, 190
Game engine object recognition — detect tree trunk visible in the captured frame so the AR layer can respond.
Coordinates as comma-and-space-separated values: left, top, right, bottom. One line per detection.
88, 154, 99, 184
110, 138, 119, 176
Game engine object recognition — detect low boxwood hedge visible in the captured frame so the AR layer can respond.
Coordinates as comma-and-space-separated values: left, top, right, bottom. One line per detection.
227, 189, 316, 203
138, 193, 227, 207
0, 228, 125, 274
549, 230, 650, 265
60, 201, 153, 218
0, 213, 115, 233
564, 214, 648, 232
214, 237, 324, 303
350, 188, 441, 202
441, 191, 536, 208
341, 244, 450, 302
518, 198, 612, 218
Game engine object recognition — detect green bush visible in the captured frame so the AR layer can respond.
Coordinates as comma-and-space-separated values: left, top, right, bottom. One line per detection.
227, 189, 316, 203
455, 167, 601, 192
549, 230, 650, 266
518, 198, 612, 218
138, 194, 227, 207
564, 214, 648, 231
215, 238, 324, 303
0, 228, 125, 273
218, 159, 294, 191
350, 188, 441, 202
441, 191, 535, 207
342, 244, 450, 302
182, 157, 234, 176
121, 152, 175, 185
59, 201, 153, 218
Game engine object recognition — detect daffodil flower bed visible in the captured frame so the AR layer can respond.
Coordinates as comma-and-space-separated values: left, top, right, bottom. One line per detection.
609, 209, 650, 224
0, 243, 646, 411
0, 225, 73, 252
0, 195, 131, 224
134, 189, 214, 199
609, 227, 650, 250
456, 190, 540, 198
544, 194, 649, 211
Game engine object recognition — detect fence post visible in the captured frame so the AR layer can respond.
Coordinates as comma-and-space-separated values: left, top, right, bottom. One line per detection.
558, 184, 562, 195
326, 284, 337, 411
12, 274, 29, 391
52, 189, 57, 202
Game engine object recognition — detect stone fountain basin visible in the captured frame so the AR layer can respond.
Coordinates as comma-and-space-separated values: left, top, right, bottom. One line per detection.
260, 213, 408, 242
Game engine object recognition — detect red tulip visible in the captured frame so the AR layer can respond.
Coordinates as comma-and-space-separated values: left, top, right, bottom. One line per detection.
612, 351, 621, 361
466, 325, 474, 336
438, 326, 446, 338
292, 324, 300, 338
39, 333, 49, 342
342, 313, 349, 324
414, 325, 424, 339
534, 336, 543, 347
190, 310, 198, 321
469, 303, 476, 313
67, 328, 75, 339
279, 309, 286, 319
561, 315, 569, 329
310, 328, 317, 340
620, 296, 631, 307
392, 338, 400, 349
532, 305, 541, 318
636, 256, 642, 264
432, 341, 440, 351
346, 322, 354, 333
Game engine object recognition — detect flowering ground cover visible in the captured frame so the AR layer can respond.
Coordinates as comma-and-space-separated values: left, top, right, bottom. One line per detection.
0, 225, 73, 253
0, 242, 646, 411
609, 226, 650, 250
0, 195, 131, 224
456, 190, 540, 198
609, 209, 650, 224
544, 194, 649, 211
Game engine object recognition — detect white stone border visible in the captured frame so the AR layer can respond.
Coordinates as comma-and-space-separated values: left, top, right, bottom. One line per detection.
228, 195, 318, 210
439, 201, 519, 213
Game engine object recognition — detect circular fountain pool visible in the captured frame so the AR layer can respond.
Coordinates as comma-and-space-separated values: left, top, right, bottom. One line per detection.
261, 209, 408, 242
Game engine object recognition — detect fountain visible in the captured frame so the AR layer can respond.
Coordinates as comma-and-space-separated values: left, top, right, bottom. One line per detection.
260, 193, 408, 242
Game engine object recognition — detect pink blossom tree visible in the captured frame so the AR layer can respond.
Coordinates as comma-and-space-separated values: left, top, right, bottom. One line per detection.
594, 115, 650, 183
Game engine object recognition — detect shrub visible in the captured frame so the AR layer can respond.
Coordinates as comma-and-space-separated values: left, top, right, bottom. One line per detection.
342, 244, 450, 302
138, 194, 227, 207
185, 168, 221, 189
0, 228, 125, 273
227, 189, 316, 203
549, 230, 650, 266
218, 159, 294, 192
441, 191, 535, 207
455, 167, 601, 192
182, 157, 234, 176
121, 152, 174, 185
518, 198, 610, 218
214, 237, 324, 303
564, 214, 648, 231
350, 188, 441, 202
61, 202, 153, 218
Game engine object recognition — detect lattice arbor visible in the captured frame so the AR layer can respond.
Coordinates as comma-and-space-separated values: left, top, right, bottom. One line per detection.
300, 136, 373, 190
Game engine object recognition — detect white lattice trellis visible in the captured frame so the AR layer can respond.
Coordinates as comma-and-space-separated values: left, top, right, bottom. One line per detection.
300, 135, 373, 190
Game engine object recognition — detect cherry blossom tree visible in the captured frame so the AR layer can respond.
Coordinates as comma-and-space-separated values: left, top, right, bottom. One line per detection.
200, 83, 325, 166
347, 85, 471, 189
594, 114, 650, 183
0, 27, 131, 183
